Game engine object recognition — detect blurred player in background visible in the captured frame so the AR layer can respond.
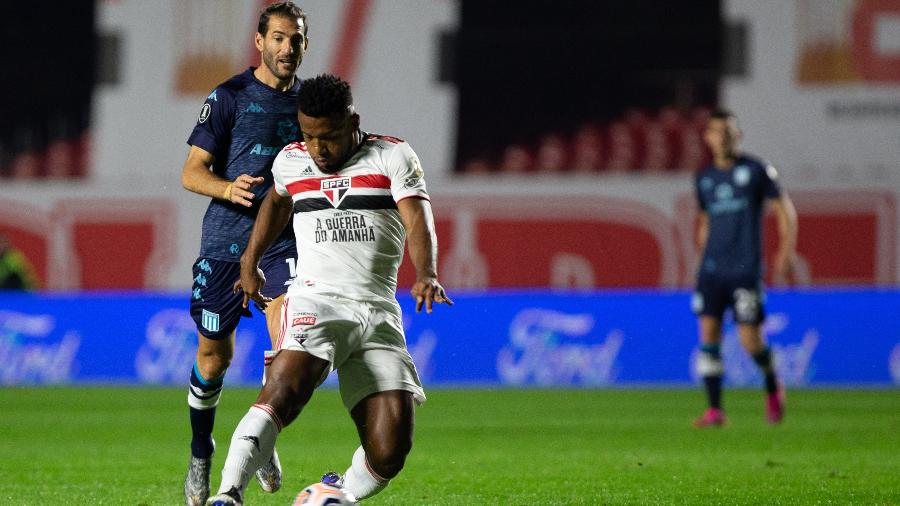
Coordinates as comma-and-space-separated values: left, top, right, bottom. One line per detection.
180, 3, 308, 504
206, 74, 452, 505
691, 109, 797, 427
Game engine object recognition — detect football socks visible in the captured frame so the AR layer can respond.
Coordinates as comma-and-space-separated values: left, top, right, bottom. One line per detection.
188, 363, 223, 459
217, 404, 282, 495
342, 446, 388, 500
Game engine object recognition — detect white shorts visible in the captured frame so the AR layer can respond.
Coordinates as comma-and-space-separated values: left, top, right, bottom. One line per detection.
277, 290, 426, 412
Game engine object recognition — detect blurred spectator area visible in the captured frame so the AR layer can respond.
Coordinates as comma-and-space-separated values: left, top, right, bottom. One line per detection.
460, 106, 713, 174
453, 0, 722, 175
0, 1, 96, 179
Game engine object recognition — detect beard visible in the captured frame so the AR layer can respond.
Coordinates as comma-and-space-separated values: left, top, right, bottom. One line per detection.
263, 50, 296, 81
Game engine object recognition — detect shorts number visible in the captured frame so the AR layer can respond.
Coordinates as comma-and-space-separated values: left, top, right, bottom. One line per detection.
285, 258, 297, 285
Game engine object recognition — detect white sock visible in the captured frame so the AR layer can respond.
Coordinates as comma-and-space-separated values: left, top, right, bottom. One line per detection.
217, 404, 282, 495
342, 446, 389, 500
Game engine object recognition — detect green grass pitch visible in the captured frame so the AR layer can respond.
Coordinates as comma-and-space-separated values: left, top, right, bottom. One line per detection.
0, 387, 898, 505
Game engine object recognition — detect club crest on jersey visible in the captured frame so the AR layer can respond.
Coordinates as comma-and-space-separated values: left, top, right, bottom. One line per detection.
321, 177, 352, 208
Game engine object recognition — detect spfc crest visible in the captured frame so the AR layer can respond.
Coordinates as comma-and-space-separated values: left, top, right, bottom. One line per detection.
321, 176, 351, 207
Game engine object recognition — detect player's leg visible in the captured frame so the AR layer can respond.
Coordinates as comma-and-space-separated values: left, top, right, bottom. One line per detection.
737, 323, 784, 423
694, 315, 727, 426
192, 332, 236, 450
185, 258, 247, 506
186, 333, 234, 506
263, 293, 286, 348
337, 304, 425, 500
254, 251, 296, 493
733, 284, 784, 423
342, 390, 416, 500
212, 349, 331, 503
692, 279, 727, 427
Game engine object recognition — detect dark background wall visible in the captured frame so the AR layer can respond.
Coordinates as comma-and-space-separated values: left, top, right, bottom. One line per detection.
0, 1, 95, 174
453, 0, 722, 165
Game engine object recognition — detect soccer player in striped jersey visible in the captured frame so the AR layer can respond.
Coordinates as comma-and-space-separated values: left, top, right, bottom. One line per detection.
180, 3, 308, 504
691, 109, 798, 427
206, 74, 452, 505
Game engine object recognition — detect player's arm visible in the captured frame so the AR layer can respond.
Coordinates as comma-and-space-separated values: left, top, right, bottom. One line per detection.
236, 188, 294, 309
398, 197, 453, 313
180, 145, 263, 207
695, 211, 709, 253
768, 192, 798, 279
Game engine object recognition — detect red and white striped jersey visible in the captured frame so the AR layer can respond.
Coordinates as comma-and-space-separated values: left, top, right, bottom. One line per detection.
272, 132, 429, 301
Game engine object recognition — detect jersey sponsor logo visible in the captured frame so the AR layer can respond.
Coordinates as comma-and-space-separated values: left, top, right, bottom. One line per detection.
321, 176, 352, 207
314, 214, 377, 243
292, 315, 317, 326
715, 183, 733, 201
277, 119, 298, 143
245, 102, 266, 113
201, 309, 220, 333
250, 143, 281, 156
198, 103, 211, 123
206, 90, 217, 102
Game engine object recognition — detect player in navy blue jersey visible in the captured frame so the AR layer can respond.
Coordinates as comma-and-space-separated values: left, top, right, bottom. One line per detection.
180, 3, 308, 504
691, 110, 798, 428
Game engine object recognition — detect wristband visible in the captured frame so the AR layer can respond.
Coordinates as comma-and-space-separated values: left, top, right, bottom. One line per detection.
223, 183, 233, 201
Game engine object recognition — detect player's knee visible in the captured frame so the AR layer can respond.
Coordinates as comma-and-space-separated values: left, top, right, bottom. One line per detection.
259, 380, 314, 427
367, 436, 412, 479
196, 350, 232, 378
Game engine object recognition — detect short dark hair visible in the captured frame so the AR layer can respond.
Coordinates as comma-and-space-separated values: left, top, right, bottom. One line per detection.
258, 1, 307, 35
710, 108, 736, 121
297, 74, 353, 118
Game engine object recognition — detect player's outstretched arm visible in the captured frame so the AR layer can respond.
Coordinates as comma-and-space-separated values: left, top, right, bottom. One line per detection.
769, 192, 798, 279
236, 188, 294, 309
181, 145, 263, 207
398, 197, 453, 313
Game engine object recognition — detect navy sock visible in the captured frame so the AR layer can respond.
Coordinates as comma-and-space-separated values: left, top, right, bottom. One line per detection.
752, 348, 778, 394
703, 375, 723, 409
189, 407, 217, 458
699, 343, 723, 409
188, 364, 223, 458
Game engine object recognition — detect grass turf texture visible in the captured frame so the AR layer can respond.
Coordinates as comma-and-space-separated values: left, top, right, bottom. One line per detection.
0, 388, 897, 505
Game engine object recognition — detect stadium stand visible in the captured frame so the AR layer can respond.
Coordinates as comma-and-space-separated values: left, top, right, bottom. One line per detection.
459, 106, 713, 174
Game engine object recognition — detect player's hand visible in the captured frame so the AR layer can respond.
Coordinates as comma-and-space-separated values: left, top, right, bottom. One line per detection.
410, 277, 453, 314
225, 174, 265, 207
233, 265, 272, 310
773, 249, 795, 282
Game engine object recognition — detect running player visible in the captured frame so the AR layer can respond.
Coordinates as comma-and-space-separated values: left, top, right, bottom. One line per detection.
181, 3, 308, 504
206, 74, 452, 505
691, 109, 798, 427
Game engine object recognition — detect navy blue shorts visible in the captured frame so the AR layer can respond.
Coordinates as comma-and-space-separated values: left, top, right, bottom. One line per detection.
692, 274, 765, 325
189, 249, 297, 340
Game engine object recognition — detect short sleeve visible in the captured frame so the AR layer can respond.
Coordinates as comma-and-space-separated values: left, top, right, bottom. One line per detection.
186, 87, 235, 157
387, 142, 429, 202
761, 163, 782, 200
272, 154, 290, 197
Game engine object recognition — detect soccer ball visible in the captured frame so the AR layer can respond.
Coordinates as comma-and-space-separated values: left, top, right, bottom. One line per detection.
293, 482, 357, 505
